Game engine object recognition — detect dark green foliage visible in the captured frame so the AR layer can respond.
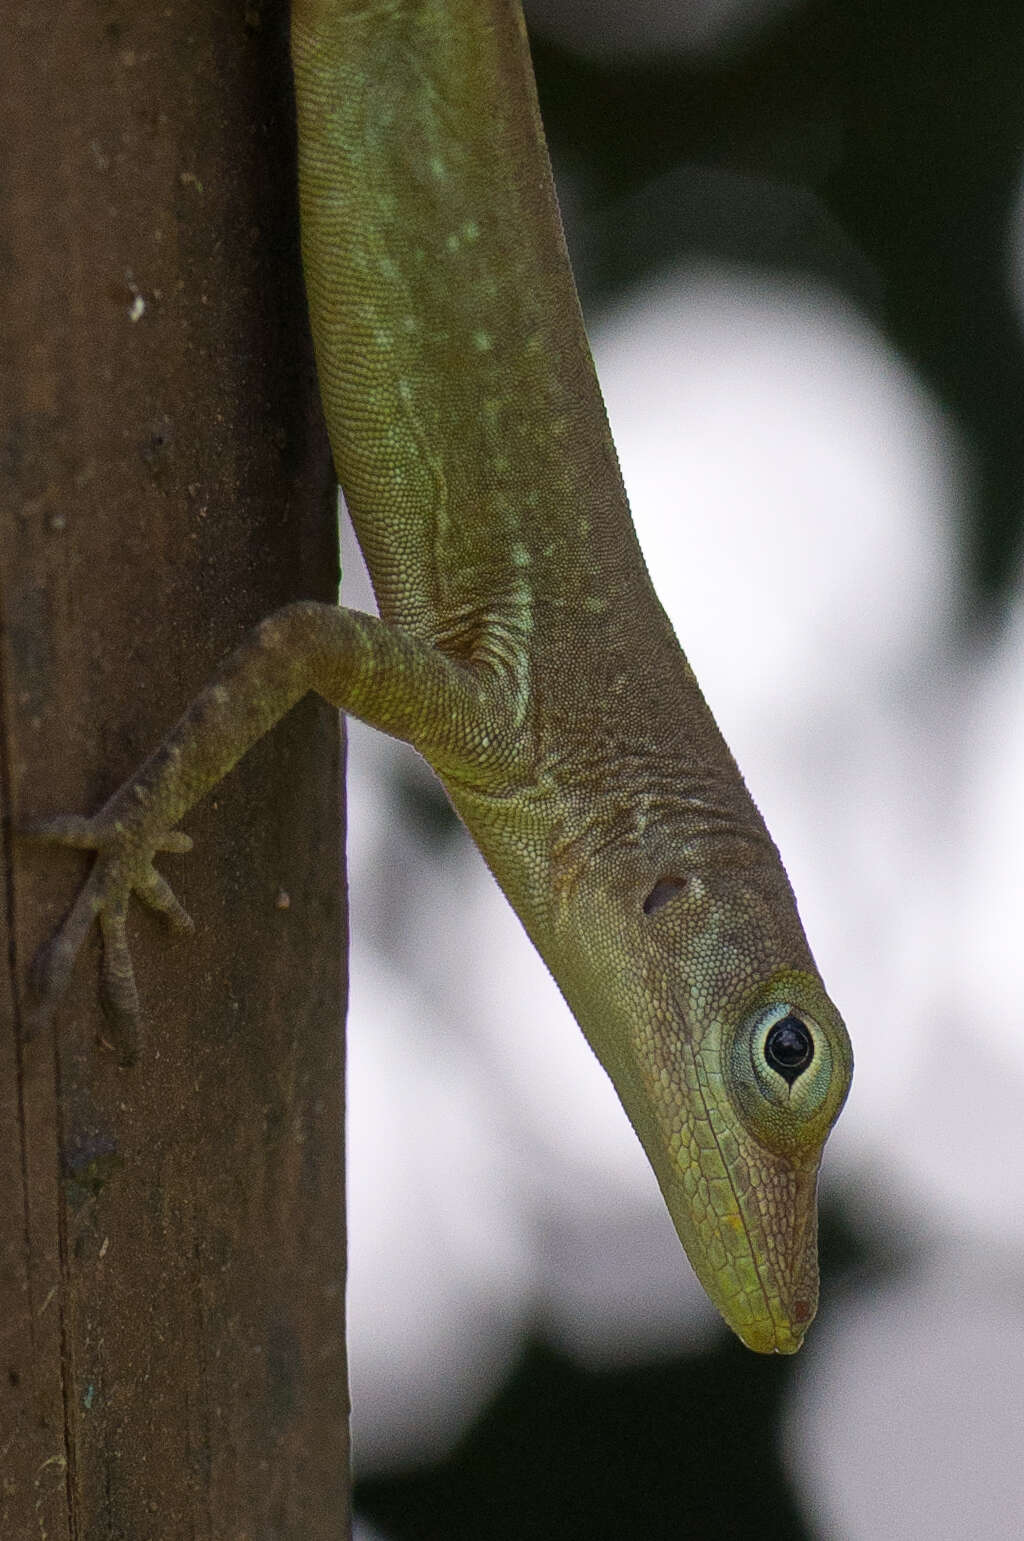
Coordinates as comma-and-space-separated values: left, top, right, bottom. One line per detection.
532, 0, 1024, 600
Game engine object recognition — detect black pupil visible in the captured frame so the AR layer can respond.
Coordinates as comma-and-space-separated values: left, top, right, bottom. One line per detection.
764, 1016, 814, 1084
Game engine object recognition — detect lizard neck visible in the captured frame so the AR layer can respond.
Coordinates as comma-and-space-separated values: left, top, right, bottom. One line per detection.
294, 0, 654, 663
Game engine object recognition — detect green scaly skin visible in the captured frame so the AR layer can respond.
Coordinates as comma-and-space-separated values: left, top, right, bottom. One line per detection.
28, 0, 852, 1354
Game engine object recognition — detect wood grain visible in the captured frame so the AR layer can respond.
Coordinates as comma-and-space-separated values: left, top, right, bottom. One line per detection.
0, 1, 351, 1533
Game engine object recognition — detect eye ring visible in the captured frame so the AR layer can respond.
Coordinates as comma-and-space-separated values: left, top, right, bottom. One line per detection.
725, 983, 852, 1153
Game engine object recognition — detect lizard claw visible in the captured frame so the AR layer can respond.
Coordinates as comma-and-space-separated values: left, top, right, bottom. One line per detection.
24, 808, 194, 1055
137, 868, 195, 935
154, 831, 194, 857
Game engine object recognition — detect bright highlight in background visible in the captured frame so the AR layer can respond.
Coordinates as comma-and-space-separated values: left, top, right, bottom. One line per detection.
345, 263, 1024, 1537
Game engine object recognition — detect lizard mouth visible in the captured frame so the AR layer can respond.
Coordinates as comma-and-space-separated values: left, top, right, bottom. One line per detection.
741, 1321, 808, 1355
733, 1275, 815, 1353
720, 1169, 821, 1354
712, 1255, 817, 1354
668, 1062, 823, 1355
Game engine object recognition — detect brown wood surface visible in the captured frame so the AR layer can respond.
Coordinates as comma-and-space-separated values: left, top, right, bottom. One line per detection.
0, 1, 351, 1534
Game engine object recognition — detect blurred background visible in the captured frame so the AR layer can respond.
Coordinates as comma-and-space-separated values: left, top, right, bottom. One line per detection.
345, 1, 1024, 1535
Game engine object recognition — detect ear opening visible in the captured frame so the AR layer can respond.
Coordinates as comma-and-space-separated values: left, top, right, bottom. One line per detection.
642, 878, 686, 916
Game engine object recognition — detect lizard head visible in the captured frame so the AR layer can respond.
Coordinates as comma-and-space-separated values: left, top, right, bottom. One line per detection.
554, 854, 853, 1353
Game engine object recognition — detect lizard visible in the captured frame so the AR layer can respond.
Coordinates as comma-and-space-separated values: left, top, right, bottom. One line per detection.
26, 0, 852, 1355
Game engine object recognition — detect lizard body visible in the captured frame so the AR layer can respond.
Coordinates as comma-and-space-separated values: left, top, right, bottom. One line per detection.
30, 0, 852, 1354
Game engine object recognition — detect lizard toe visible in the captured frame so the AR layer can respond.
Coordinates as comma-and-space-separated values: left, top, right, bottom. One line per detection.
98, 903, 141, 1065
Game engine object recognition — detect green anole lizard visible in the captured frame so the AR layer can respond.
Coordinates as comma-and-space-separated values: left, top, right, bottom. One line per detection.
27, 0, 852, 1354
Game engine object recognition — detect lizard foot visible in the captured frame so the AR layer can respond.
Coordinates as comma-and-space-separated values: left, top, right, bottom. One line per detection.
24, 813, 195, 1063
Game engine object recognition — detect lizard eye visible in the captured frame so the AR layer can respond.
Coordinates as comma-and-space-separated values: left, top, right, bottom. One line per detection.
763, 1015, 814, 1083
727, 999, 845, 1152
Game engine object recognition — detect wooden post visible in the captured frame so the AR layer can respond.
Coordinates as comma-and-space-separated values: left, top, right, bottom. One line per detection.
0, 1, 351, 1534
